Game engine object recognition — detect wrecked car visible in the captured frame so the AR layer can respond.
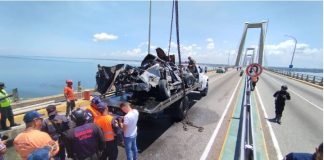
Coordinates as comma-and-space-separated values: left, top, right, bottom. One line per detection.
96, 48, 196, 104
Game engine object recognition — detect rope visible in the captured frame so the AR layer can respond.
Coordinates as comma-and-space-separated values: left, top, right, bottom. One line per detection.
175, 0, 186, 96
148, 0, 152, 54
167, 0, 175, 57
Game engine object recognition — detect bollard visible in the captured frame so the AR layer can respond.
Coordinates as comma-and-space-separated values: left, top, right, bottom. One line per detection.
320, 78, 323, 86
292, 73, 295, 78
77, 81, 82, 92
12, 88, 19, 102
306, 75, 309, 82
300, 74, 303, 80
312, 76, 316, 84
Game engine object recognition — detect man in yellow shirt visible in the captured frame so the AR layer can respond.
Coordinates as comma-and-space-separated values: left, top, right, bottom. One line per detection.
14, 110, 59, 160
0, 82, 18, 130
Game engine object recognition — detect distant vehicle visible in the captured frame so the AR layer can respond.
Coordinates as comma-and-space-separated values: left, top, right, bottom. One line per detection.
216, 67, 226, 73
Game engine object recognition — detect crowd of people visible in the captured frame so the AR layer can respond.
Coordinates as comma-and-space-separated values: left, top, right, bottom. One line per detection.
0, 80, 139, 160
11, 99, 138, 160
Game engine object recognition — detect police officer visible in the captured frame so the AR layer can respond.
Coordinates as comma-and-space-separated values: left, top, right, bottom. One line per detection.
63, 108, 105, 160
42, 105, 69, 160
0, 82, 19, 130
273, 85, 291, 124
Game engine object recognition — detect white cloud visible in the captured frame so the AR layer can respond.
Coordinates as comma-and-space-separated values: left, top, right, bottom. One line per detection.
263, 40, 322, 68
93, 32, 118, 42
206, 38, 215, 50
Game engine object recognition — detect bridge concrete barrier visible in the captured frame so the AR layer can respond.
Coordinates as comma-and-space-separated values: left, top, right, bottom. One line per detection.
265, 69, 323, 90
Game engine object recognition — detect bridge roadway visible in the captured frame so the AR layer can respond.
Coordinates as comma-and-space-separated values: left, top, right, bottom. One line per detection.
4, 69, 323, 159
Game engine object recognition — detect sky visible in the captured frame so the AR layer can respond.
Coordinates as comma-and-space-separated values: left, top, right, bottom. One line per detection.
0, 1, 322, 69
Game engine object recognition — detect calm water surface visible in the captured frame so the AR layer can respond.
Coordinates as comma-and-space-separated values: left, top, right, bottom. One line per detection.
0, 56, 139, 99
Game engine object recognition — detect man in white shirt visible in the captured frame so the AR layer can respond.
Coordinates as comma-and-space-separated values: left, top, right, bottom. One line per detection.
119, 102, 139, 160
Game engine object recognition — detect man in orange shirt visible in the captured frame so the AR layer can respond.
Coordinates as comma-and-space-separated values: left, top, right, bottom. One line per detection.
14, 110, 59, 160
94, 102, 119, 160
64, 80, 76, 116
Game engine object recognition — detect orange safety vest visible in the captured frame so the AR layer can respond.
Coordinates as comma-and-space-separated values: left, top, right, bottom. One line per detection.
86, 105, 101, 118
94, 115, 114, 141
251, 76, 258, 82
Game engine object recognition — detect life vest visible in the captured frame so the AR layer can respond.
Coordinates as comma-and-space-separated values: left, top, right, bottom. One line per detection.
0, 89, 11, 108
251, 76, 258, 82
86, 105, 101, 119
94, 115, 114, 141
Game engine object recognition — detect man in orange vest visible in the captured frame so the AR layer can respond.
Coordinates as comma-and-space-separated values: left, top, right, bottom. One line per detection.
249, 76, 259, 91
85, 96, 102, 123
94, 102, 119, 160
64, 80, 76, 116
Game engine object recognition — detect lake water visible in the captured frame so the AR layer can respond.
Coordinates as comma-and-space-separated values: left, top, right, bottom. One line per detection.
0, 56, 140, 99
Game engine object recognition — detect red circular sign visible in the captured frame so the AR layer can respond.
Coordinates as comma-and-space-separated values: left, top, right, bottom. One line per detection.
246, 63, 263, 77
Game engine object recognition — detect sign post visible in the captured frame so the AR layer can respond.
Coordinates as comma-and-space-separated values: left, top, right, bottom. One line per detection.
246, 63, 263, 77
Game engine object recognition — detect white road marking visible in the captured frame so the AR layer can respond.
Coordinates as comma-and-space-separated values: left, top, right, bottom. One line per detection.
255, 87, 283, 160
267, 74, 323, 111
200, 76, 242, 160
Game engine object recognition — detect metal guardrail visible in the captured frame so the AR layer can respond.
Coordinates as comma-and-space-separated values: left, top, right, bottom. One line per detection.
240, 76, 256, 160
267, 69, 323, 86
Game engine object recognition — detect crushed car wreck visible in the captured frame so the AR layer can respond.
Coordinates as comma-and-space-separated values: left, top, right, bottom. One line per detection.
95, 48, 208, 119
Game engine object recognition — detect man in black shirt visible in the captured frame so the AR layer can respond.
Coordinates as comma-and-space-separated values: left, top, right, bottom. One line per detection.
63, 108, 105, 160
42, 105, 70, 160
273, 85, 291, 124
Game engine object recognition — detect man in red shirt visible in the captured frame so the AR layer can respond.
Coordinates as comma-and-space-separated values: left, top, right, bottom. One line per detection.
64, 80, 76, 116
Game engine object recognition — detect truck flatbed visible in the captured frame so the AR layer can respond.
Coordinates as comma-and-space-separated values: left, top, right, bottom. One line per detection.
106, 83, 199, 114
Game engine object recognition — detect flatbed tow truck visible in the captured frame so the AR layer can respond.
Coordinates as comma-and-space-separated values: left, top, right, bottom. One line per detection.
105, 82, 201, 121
96, 54, 208, 121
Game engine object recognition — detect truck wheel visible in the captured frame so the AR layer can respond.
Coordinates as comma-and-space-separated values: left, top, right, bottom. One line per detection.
172, 96, 189, 122
159, 79, 171, 100
201, 82, 208, 96
184, 75, 195, 88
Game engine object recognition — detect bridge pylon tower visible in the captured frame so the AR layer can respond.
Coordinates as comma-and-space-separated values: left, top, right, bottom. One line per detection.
235, 21, 267, 66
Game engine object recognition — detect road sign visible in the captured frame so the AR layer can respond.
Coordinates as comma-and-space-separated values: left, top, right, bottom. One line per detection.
289, 64, 293, 69
246, 63, 263, 77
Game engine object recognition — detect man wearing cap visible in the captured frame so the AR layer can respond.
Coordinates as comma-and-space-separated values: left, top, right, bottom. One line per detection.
85, 96, 102, 123
94, 102, 120, 160
14, 110, 59, 160
64, 80, 76, 116
0, 82, 19, 130
42, 105, 69, 160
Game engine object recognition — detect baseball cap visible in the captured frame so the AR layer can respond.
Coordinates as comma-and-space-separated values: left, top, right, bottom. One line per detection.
23, 111, 44, 123
97, 102, 108, 113
46, 105, 57, 116
27, 146, 51, 160
91, 96, 102, 105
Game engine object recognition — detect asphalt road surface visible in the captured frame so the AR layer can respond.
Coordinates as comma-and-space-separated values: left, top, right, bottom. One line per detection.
7, 69, 321, 160
136, 69, 241, 160
255, 71, 323, 159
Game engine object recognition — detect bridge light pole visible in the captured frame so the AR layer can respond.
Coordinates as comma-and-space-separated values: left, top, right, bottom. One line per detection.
285, 34, 297, 69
